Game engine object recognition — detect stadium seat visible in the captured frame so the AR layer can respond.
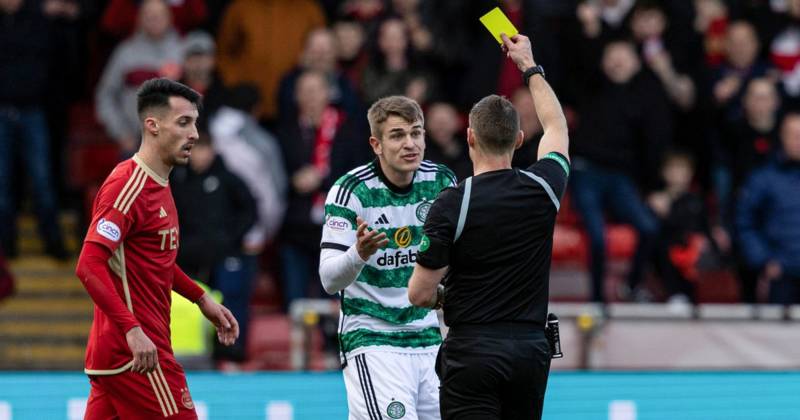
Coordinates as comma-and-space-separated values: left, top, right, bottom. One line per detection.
244, 314, 326, 371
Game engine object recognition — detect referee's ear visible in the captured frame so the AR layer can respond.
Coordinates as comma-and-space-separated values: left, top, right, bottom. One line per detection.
466, 128, 476, 150
514, 131, 524, 150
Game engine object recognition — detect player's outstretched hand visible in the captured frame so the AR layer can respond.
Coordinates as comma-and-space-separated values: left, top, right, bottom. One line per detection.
355, 216, 389, 261
197, 293, 240, 346
500, 33, 536, 72
126, 326, 158, 373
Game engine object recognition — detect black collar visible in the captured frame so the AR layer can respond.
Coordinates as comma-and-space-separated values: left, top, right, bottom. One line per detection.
374, 158, 415, 194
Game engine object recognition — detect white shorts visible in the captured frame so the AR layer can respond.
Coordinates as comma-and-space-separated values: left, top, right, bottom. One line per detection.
343, 351, 440, 420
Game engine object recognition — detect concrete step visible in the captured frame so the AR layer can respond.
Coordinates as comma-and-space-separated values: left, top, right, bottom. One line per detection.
9, 256, 76, 274
0, 296, 93, 316
13, 274, 86, 298
0, 343, 85, 370
15, 212, 81, 255
0, 320, 91, 338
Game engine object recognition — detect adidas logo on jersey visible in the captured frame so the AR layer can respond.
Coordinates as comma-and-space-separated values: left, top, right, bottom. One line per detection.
375, 214, 390, 225
159, 207, 168, 218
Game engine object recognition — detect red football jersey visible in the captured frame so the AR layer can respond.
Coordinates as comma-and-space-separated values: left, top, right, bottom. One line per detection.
83, 155, 182, 374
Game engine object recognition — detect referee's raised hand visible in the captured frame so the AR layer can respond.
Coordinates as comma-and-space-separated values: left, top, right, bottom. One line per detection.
355, 217, 389, 261
501, 33, 536, 72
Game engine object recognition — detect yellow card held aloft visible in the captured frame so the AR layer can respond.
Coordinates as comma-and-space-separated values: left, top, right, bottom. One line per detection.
480, 7, 519, 44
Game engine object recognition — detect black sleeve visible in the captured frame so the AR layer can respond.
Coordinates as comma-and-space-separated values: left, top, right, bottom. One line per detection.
416, 187, 461, 269
527, 152, 570, 202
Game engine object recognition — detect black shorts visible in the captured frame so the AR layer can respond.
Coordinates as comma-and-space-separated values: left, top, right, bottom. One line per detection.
436, 323, 551, 420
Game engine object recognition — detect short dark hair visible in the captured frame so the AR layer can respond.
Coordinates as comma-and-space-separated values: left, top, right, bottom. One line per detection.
663, 149, 695, 169
136, 78, 202, 120
634, 0, 664, 14
367, 96, 424, 138
468, 95, 519, 154
225, 83, 261, 113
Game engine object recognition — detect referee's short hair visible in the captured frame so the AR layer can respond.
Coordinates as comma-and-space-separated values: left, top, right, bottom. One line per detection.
367, 96, 424, 139
137, 78, 202, 120
469, 94, 520, 154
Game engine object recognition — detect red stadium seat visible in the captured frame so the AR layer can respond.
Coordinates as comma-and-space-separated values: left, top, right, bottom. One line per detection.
244, 314, 326, 371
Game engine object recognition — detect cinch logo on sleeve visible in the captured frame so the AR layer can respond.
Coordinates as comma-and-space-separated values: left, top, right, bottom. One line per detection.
326, 215, 351, 232
96, 218, 121, 242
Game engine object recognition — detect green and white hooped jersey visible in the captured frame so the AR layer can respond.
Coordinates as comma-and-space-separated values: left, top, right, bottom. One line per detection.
321, 160, 457, 357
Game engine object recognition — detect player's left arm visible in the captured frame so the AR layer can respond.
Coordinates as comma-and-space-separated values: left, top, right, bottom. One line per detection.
409, 187, 459, 308
173, 265, 239, 346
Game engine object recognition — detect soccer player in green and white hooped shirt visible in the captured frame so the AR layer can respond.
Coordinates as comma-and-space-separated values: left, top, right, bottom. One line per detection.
319, 96, 456, 420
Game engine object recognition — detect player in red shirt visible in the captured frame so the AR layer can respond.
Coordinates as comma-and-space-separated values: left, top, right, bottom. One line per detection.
75, 78, 239, 419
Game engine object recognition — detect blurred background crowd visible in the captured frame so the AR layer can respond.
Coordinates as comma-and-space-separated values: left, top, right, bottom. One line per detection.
2, 0, 800, 367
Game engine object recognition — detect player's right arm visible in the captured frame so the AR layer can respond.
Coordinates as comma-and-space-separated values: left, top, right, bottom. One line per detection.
318, 179, 388, 294
75, 172, 157, 373
501, 33, 569, 161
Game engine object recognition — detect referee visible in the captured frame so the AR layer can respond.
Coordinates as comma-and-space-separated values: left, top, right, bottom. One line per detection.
408, 33, 569, 420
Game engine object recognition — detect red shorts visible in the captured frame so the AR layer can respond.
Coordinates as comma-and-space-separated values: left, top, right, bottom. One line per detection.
85, 358, 198, 419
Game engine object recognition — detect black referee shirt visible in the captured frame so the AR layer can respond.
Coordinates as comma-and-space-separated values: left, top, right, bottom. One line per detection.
416, 152, 570, 327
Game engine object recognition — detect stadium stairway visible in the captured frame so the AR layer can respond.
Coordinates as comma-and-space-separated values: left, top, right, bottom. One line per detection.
0, 213, 89, 370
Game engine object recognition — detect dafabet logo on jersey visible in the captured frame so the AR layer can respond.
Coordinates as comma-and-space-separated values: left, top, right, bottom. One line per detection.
96, 218, 121, 242
377, 249, 417, 267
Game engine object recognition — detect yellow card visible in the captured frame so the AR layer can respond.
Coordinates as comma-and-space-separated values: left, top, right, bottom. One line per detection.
479, 7, 519, 45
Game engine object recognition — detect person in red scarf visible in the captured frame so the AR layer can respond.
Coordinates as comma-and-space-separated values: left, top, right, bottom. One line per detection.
276, 70, 370, 309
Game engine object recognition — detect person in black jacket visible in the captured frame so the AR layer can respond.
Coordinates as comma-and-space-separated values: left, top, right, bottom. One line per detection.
648, 151, 719, 304
0, 0, 66, 259
277, 70, 369, 309
569, 40, 669, 303
171, 133, 257, 361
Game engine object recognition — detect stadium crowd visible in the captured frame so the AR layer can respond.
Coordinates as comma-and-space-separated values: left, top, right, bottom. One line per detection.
2, 0, 800, 359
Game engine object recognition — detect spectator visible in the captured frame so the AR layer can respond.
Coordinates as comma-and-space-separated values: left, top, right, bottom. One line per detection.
0, 0, 66, 259
42, 0, 86, 203
339, 0, 386, 34
717, 78, 781, 220
360, 18, 437, 105
648, 151, 715, 304
770, 0, 800, 109
391, 0, 433, 54
716, 78, 781, 302
179, 30, 225, 124
694, 0, 729, 67
737, 113, 800, 304
210, 84, 288, 253
630, 1, 697, 111
171, 133, 257, 362
277, 70, 368, 308
713, 21, 771, 123
576, 0, 636, 41
100, 0, 206, 38
333, 18, 369, 89
510, 86, 543, 169
95, 0, 184, 156
216, 0, 325, 123
630, 1, 711, 179
424, 102, 471, 181
0, 245, 12, 301
569, 40, 670, 303
277, 28, 362, 125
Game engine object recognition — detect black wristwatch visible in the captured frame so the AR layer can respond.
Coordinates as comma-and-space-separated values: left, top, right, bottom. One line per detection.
522, 65, 545, 86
